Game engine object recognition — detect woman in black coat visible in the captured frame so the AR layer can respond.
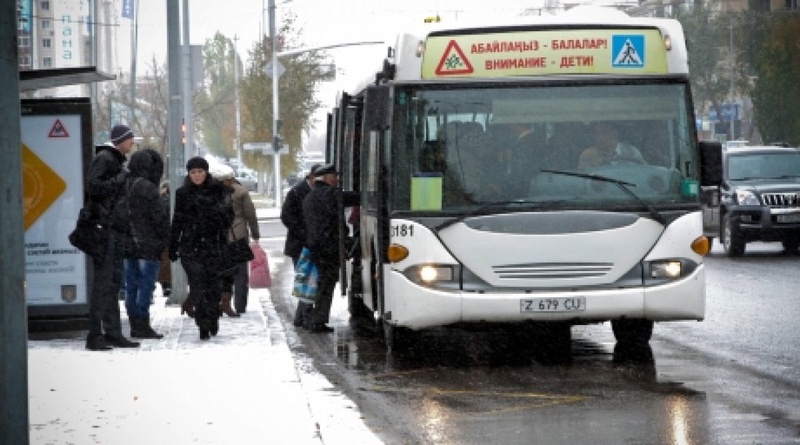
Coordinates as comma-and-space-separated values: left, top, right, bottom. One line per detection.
168, 157, 233, 340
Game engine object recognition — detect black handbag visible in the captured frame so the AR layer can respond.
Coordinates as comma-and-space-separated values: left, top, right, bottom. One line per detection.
68, 208, 108, 258
217, 231, 255, 275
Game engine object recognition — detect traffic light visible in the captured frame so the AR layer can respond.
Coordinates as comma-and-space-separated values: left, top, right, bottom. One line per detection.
181, 119, 186, 145
272, 134, 283, 152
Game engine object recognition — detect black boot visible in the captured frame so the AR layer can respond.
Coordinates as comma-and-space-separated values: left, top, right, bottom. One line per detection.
210, 316, 219, 336
131, 317, 164, 339
85, 334, 112, 351
129, 317, 141, 337
103, 334, 140, 348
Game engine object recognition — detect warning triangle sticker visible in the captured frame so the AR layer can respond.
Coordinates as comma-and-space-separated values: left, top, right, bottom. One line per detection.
435, 40, 474, 76
48, 119, 70, 138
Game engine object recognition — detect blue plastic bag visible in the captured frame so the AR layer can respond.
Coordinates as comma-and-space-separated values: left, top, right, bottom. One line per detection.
292, 247, 319, 304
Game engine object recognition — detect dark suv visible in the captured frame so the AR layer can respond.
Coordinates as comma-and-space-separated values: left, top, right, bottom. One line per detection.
702, 144, 800, 256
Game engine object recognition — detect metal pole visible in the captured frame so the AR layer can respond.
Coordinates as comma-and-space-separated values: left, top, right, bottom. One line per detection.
182, 0, 195, 157
1, 1, 29, 441
729, 20, 735, 140
269, 0, 282, 208
167, 0, 187, 305
234, 35, 241, 165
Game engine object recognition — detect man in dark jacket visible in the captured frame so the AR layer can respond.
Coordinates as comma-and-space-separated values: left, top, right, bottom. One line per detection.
302, 164, 359, 333
85, 124, 140, 350
281, 163, 320, 327
122, 148, 170, 339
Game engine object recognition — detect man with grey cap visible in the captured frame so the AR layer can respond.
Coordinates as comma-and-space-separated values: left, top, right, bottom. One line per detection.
281, 163, 321, 327
84, 124, 140, 350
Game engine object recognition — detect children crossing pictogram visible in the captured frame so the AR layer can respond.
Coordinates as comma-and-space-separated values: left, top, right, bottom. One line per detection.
435, 40, 474, 76
48, 119, 70, 138
611, 35, 645, 67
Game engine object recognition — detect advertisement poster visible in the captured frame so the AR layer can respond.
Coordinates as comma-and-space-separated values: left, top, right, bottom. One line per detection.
21, 99, 92, 316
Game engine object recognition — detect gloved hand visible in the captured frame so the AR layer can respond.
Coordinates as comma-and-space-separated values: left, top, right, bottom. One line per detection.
169, 249, 179, 262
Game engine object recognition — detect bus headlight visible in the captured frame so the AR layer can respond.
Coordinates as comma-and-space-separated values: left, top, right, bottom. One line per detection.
650, 260, 682, 279
403, 264, 456, 286
419, 265, 454, 283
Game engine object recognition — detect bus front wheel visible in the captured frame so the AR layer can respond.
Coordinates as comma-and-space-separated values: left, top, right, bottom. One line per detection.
611, 319, 653, 345
382, 319, 416, 354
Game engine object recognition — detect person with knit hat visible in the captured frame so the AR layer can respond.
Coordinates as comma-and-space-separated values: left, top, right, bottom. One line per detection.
84, 124, 140, 351
210, 164, 260, 316
168, 156, 234, 340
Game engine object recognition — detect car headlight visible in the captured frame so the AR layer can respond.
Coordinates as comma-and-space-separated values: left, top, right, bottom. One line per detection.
735, 190, 759, 205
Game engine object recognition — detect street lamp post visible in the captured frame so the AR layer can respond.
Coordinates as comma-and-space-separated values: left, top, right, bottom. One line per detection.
268, 0, 283, 208
729, 20, 735, 140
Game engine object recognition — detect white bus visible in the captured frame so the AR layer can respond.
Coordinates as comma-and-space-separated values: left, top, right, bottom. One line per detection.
327, 7, 717, 353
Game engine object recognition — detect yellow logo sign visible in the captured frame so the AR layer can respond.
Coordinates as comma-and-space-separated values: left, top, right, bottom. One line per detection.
22, 143, 66, 230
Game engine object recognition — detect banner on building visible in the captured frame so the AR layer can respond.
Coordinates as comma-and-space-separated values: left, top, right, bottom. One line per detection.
122, 0, 135, 19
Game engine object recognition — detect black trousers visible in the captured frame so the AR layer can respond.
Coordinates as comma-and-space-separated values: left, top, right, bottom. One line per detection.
309, 260, 339, 327
222, 262, 249, 313
181, 255, 222, 330
88, 229, 125, 337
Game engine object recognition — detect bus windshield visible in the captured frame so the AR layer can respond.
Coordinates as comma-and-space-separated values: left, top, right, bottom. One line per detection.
389, 81, 699, 213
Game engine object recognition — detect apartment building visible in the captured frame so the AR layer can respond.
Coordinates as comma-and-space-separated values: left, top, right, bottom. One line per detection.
17, 0, 120, 97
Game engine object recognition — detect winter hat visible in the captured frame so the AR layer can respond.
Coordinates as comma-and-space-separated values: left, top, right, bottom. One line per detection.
210, 164, 234, 181
110, 124, 134, 145
186, 156, 209, 172
305, 163, 322, 179
314, 163, 336, 177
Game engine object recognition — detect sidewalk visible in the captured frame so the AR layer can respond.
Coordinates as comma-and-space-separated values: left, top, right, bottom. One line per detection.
256, 206, 281, 221
28, 267, 382, 444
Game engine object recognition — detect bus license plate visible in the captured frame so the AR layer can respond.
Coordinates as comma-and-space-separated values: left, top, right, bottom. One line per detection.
520, 297, 586, 313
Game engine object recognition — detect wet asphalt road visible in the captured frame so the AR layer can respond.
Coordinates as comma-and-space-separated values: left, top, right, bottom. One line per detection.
260, 219, 800, 444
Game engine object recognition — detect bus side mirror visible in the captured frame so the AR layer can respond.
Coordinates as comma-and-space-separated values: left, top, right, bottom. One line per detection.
364, 85, 391, 131
699, 140, 722, 187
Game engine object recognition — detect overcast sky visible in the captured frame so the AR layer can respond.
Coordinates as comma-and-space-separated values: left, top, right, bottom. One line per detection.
121, 0, 582, 149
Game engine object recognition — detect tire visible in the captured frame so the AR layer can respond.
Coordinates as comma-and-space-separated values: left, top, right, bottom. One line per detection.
722, 213, 746, 257
611, 319, 653, 345
382, 319, 416, 354
782, 238, 800, 252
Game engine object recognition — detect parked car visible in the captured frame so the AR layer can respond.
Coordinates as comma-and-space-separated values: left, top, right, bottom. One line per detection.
702, 144, 800, 256
234, 170, 257, 192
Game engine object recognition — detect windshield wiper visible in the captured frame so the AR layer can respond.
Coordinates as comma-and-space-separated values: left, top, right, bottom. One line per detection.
766, 175, 800, 179
434, 199, 564, 232
540, 169, 667, 226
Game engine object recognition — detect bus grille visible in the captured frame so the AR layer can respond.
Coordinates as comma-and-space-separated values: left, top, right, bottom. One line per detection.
492, 262, 613, 280
762, 193, 800, 207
